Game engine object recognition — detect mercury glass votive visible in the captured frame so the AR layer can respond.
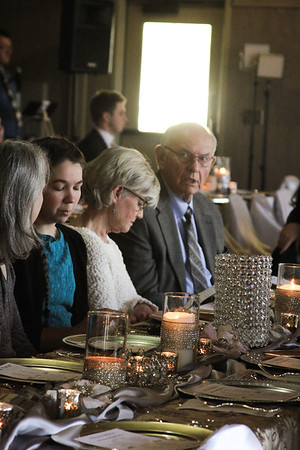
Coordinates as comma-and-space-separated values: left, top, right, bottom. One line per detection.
0, 402, 14, 443
198, 338, 213, 355
57, 389, 82, 419
214, 254, 272, 348
126, 353, 168, 387
159, 351, 178, 374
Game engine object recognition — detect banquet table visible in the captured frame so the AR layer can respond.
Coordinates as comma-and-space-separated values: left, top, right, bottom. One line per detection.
1, 327, 300, 449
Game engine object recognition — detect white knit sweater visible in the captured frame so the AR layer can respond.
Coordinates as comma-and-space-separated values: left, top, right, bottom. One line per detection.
70, 226, 157, 313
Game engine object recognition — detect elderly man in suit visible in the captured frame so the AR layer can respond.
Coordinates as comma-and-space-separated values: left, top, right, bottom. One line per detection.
78, 89, 127, 162
111, 122, 225, 309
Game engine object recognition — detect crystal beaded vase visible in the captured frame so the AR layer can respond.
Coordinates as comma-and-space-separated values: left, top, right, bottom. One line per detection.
214, 254, 272, 348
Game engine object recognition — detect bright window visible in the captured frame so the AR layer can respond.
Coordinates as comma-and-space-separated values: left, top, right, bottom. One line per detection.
138, 22, 212, 133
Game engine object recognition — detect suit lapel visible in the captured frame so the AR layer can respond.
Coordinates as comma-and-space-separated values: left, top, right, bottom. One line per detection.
156, 174, 186, 291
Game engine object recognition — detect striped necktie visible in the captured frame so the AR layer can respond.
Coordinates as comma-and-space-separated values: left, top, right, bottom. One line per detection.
184, 206, 208, 292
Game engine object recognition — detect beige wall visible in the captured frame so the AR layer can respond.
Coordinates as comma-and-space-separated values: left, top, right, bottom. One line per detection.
2, 0, 300, 190
218, 0, 300, 190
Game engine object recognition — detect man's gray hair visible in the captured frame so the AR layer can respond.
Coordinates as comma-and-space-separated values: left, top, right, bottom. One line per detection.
82, 146, 160, 209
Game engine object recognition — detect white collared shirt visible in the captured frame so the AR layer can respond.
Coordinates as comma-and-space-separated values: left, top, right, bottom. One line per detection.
96, 128, 115, 148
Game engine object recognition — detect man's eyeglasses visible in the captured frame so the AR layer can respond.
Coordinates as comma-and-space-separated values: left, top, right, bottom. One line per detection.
164, 145, 215, 168
124, 187, 148, 210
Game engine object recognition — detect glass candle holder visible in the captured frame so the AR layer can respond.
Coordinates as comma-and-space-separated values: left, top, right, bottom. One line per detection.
0, 402, 14, 443
198, 337, 213, 355
83, 310, 128, 389
159, 351, 178, 374
213, 156, 231, 194
57, 389, 82, 419
274, 263, 300, 332
161, 292, 199, 369
214, 254, 272, 348
126, 353, 168, 387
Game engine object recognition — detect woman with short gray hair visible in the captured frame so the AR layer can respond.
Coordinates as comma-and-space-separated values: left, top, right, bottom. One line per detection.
70, 146, 160, 323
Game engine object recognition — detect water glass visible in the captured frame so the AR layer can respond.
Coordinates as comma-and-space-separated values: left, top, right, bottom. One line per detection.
83, 310, 128, 389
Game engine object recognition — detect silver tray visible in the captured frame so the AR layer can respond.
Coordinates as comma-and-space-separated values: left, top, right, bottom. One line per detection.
178, 379, 300, 404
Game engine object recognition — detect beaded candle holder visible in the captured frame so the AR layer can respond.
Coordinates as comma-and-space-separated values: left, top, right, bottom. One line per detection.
214, 254, 272, 348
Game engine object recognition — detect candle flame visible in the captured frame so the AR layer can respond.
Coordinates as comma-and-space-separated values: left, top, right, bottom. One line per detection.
219, 167, 227, 174
64, 401, 78, 411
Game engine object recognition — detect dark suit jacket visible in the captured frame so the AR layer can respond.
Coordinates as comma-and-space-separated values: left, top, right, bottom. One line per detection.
111, 173, 225, 308
78, 128, 108, 162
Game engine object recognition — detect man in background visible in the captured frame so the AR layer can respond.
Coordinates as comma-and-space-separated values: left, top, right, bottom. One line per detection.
78, 89, 127, 162
112, 122, 225, 308
0, 29, 21, 139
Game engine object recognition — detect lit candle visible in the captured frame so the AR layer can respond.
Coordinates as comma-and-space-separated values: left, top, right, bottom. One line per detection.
0, 402, 13, 443
275, 281, 300, 330
160, 351, 178, 374
161, 311, 198, 369
163, 311, 195, 323
57, 389, 81, 419
198, 337, 212, 355
214, 166, 230, 193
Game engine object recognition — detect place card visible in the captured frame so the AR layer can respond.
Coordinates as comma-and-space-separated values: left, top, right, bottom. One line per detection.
186, 381, 300, 402
261, 356, 300, 371
76, 429, 197, 449
0, 363, 81, 382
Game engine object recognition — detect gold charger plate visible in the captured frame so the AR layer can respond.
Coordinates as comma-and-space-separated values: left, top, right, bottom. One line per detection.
178, 379, 300, 404
0, 358, 83, 383
80, 420, 212, 442
63, 334, 161, 352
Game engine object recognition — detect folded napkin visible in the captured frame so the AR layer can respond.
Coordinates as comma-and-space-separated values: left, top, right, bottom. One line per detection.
199, 424, 263, 450
2, 403, 89, 450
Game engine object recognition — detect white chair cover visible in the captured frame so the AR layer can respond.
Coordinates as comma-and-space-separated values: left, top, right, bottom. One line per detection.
227, 194, 271, 255
279, 175, 299, 191
274, 189, 295, 226
250, 193, 282, 251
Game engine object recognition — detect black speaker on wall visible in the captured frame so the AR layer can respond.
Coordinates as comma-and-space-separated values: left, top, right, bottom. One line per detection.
59, 0, 114, 74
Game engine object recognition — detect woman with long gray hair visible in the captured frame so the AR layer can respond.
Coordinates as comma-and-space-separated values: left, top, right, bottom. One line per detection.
0, 140, 49, 357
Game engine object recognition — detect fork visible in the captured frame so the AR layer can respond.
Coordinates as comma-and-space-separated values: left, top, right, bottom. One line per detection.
193, 398, 282, 416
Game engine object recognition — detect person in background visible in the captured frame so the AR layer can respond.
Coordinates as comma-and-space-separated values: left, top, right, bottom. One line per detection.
13, 136, 89, 352
78, 89, 127, 162
0, 140, 49, 357
111, 122, 225, 309
272, 186, 300, 274
0, 29, 21, 139
69, 146, 160, 323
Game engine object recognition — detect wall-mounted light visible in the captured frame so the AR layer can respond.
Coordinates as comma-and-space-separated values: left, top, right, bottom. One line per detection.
240, 43, 270, 70
257, 53, 284, 79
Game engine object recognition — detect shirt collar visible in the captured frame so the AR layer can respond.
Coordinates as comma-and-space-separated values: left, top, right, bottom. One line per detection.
96, 128, 115, 147
164, 182, 194, 221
